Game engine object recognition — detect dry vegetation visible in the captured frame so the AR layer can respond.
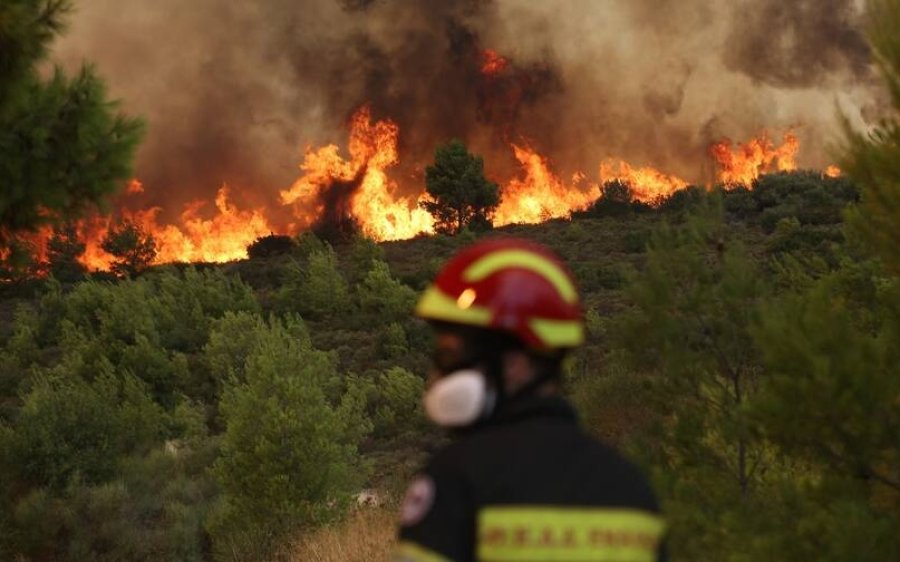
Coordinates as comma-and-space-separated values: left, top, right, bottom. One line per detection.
285, 508, 396, 562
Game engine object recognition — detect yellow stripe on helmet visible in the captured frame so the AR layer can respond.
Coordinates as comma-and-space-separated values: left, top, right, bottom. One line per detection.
530, 318, 584, 348
463, 250, 578, 304
415, 285, 492, 326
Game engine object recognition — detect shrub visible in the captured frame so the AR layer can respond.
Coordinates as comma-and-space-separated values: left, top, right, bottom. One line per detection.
371, 367, 425, 438
247, 234, 296, 259
376, 322, 408, 360
2, 445, 218, 562
2, 370, 165, 491
356, 261, 416, 325
277, 247, 351, 320
208, 315, 370, 559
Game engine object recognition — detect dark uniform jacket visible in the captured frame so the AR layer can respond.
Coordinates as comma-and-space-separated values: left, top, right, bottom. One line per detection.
396, 395, 666, 562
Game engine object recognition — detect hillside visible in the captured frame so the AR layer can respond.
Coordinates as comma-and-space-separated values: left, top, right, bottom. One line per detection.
1, 170, 889, 562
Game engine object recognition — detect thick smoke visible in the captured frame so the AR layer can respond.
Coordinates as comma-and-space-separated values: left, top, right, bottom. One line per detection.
724, 0, 870, 88
52, 0, 881, 224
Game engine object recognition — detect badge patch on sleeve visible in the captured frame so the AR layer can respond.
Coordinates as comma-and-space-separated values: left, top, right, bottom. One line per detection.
400, 475, 435, 526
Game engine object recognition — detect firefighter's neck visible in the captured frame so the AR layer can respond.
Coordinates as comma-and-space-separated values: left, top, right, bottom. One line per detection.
501, 351, 560, 397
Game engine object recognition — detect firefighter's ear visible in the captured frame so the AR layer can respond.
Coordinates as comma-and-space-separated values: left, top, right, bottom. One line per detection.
500, 350, 536, 395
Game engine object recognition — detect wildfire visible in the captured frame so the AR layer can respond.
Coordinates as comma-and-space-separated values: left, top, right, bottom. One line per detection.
125, 186, 272, 265
281, 106, 435, 241
3, 105, 845, 277
709, 131, 799, 185
127, 179, 145, 194
481, 49, 509, 76
94, 187, 273, 269
599, 160, 688, 204
12, 187, 274, 273
494, 144, 600, 225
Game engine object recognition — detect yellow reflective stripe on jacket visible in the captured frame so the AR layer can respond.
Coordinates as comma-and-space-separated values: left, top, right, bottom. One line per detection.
394, 540, 451, 562
477, 507, 664, 561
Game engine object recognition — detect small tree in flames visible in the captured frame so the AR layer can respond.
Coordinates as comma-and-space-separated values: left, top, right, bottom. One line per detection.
47, 223, 87, 281
101, 220, 157, 278
421, 140, 499, 235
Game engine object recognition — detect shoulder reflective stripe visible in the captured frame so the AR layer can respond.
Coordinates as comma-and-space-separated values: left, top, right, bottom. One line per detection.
416, 284, 492, 325
463, 250, 578, 304
477, 507, 665, 562
529, 317, 585, 347
394, 540, 452, 562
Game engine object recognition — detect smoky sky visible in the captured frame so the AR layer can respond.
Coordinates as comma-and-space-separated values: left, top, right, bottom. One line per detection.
724, 0, 870, 89
52, 0, 881, 224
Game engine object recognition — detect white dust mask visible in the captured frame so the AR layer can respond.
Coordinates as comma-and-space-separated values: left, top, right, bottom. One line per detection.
423, 369, 495, 427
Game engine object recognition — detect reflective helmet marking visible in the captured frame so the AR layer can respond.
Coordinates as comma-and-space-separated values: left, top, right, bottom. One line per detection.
462, 249, 578, 304
415, 237, 585, 350
416, 285, 491, 326
529, 317, 584, 347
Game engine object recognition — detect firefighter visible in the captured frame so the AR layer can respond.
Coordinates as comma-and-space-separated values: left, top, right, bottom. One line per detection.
395, 237, 666, 562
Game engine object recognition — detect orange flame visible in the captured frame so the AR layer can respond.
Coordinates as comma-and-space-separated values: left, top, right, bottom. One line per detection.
599, 160, 689, 204
127, 179, 145, 194
3, 113, 847, 278
709, 131, 799, 185
481, 49, 509, 77
281, 106, 434, 241
494, 144, 600, 225
72, 186, 274, 270
139, 187, 271, 264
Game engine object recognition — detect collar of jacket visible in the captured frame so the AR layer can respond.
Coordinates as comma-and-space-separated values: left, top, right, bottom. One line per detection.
490, 394, 578, 426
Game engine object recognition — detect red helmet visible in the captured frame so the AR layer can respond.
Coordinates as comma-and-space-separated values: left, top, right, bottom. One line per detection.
415, 238, 584, 350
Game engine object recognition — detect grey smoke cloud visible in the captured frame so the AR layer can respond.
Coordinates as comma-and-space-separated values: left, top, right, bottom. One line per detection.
51, 0, 881, 224
723, 0, 870, 88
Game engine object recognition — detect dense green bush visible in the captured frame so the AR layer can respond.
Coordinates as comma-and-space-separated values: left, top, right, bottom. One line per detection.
277, 247, 351, 320
750, 171, 858, 232
1, 370, 165, 491
246, 234, 296, 259
369, 367, 426, 439
657, 185, 706, 215
356, 260, 417, 325
342, 234, 386, 285
208, 313, 370, 560
2, 444, 218, 562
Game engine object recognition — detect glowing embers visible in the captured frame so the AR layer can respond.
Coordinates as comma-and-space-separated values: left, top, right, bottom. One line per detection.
481, 49, 509, 77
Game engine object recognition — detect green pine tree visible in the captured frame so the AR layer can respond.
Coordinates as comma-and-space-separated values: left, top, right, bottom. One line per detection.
0, 1, 144, 242
748, 1, 900, 558
612, 196, 776, 559
421, 139, 499, 234
208, 314, 370, 559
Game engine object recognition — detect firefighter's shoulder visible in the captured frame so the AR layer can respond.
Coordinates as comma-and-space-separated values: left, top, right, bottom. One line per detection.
578, 433, 662, 513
